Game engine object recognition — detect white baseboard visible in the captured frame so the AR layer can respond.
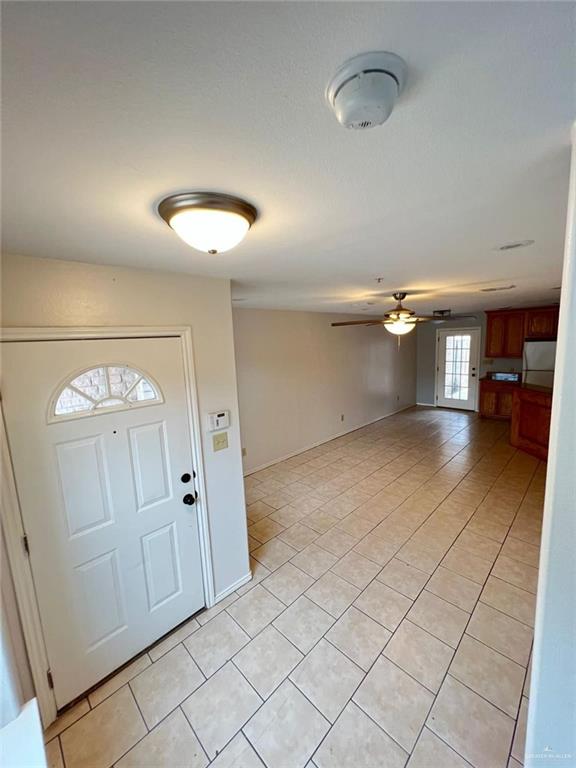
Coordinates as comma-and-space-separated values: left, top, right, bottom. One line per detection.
212, 572, 252, 604
416, 402, 436, 407
243, 403, 416, 476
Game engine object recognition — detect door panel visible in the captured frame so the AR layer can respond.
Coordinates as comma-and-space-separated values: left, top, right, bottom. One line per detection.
1, 337, 205, 707
525, 307, 559, 339
503, 312, 525, 357
129, 421, 172, 511
56, 436, 114, 537
75, 550, 126, 650
436, 329, 481, 411
498, 392, 514, 418
479, 389, 497, 417
485, 315, 505, 357
141, 523, 182, 611
485, 310, 526, 358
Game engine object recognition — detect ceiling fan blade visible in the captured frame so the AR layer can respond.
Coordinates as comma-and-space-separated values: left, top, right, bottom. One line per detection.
331, 319, 387, 327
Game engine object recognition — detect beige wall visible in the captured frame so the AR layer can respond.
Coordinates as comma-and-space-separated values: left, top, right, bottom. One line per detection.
233, 308, 417, 473
1, 254, 249, 599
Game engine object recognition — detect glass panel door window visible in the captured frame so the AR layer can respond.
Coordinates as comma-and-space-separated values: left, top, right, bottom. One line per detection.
50, 365, 162, 422
444, 335, 471, 400
436, 329, 480, 411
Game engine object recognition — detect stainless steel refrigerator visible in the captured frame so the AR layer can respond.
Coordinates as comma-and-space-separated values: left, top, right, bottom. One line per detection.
523, 340, 557, 387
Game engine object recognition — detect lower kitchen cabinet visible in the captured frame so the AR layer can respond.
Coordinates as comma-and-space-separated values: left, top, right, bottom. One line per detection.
510, 386, 553, 460
479, 379, 520, 419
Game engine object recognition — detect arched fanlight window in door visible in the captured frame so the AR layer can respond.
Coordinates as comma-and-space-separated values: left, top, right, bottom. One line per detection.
49, 365, 163, 422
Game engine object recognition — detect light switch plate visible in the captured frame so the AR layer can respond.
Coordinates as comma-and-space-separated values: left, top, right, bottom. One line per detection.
213, 432, 229, 452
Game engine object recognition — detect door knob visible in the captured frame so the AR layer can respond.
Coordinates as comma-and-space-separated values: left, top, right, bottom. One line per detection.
183, 493, 196, 505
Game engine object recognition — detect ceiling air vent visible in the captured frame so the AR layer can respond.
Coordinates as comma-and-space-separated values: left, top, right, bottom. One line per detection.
480, 285, 516, 292
495, 240, 535, 251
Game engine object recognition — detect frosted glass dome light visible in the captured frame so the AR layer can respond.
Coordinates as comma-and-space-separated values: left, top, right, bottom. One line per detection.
385, 320, 416, 336
169, 208, 250, 253
158, 192, 257, 254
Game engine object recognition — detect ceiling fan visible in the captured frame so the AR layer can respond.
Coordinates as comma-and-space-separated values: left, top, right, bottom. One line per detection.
331, 292, 478, 336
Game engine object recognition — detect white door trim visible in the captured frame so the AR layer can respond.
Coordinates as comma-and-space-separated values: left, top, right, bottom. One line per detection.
1, 410, 56, 726
0, 326, 215, 727
434, 326, 482, 411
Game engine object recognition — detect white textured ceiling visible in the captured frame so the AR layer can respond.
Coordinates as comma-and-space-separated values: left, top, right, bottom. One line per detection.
2, 2, 574, 315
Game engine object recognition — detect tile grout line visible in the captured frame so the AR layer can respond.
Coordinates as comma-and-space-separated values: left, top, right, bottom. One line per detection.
240, 424, 527, 765
50, 410, 541, 768
321, 435, 536, 765
409, 453, 540, 767
338, 453, 527, 761
240, 416, 530, 765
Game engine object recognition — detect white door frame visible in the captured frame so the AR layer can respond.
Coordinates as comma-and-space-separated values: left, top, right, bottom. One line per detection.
434, 327, 482, 411
0, 326, 215, 727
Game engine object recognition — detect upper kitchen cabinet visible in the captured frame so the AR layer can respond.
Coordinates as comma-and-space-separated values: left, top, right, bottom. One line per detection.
485, 310, 526, 357
524, 306, 560, 340
485, 305, 560, 357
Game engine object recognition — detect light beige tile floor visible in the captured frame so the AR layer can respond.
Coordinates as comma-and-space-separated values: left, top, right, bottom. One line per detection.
44, 407, 542, 767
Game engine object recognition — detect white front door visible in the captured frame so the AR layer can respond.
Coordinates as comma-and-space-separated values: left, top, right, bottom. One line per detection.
1, 336, 206, 708
436, 329, 481, 411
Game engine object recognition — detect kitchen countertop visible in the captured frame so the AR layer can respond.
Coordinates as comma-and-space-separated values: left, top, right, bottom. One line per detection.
480, 377, 553, 396
518, 383, 553, 395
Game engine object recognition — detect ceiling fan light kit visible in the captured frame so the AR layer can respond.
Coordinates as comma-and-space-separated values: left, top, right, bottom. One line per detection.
158, 192, 257, 254
331, 291, 478, 341
382, 291, 417, 335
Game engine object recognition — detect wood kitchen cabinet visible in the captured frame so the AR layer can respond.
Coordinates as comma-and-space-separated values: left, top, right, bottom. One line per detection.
479, 379, 520, 419
484, 313, 506, 357
511, 386, 553, 460
485, 305, 559, 357
524, 306, 559, 340
485, 310, 526, 358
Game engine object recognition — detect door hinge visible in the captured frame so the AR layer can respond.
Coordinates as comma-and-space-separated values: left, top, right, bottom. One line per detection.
47, 670, 54, 689
22, 535, 30, 556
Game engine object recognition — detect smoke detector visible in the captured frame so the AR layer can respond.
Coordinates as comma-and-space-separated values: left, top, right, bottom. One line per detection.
326, 52, 407, 130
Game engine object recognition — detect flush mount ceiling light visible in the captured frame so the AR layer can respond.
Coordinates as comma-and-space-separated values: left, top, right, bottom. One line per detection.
158, 192, 257, 254
495, 240, 535, 251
